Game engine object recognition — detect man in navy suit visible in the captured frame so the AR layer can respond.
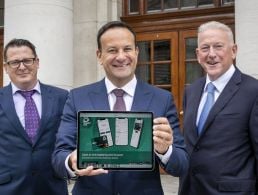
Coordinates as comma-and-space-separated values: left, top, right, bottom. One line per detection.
179, 21, 258, 194
52, 21, 188, 195
0, 39, 68, 195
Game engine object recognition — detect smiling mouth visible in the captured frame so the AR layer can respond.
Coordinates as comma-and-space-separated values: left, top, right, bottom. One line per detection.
207, 61, 218, 66
113, 64, 129, 67
17, 72, 30, 77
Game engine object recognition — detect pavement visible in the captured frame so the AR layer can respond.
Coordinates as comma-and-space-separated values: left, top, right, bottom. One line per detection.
68, 174, 179, 194
161, 174, 179, 195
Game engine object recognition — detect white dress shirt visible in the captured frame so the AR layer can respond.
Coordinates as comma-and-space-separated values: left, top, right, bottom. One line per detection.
12, 81, 42, 129
196, 65, 236, 126
105, 76, 136, 111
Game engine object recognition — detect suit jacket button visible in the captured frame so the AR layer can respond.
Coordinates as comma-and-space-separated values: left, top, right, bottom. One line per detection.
31, 171, 37, 176
192, 169, 197, 176
194, 146, 200, 152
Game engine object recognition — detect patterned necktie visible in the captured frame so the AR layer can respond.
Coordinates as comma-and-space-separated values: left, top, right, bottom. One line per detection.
19, 90, 40, 142
113, 88, 126, 111
197, 82, 216, 135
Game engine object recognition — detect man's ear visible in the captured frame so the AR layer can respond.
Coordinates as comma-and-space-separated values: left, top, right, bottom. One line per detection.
96, 49, 102, 65
232, 44, 238, 60
96, 49, 101, 57
35, 58, 40, 69
196, 48, 201, 64
3, 64, 9, 74
135, 46, 139, 57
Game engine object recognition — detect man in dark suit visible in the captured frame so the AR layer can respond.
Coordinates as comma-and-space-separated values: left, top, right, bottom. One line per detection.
52, 21, 188, 195
0, 39, 69, 195
179, 21, 258, 195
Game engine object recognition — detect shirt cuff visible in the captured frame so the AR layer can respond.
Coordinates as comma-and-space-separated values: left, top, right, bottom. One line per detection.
65, 153, 77, 178
155, 145, 173, 164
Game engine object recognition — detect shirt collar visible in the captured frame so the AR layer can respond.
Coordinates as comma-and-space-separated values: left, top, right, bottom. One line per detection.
105, 76, 137, 97
11, 81, 41, 95
205, 65, 235, 93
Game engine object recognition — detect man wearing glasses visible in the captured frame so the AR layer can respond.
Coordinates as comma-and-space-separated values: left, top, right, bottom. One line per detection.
0, 39, 69, 195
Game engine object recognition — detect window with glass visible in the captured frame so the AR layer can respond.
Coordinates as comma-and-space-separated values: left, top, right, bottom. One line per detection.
136, 32, 178, 94
0, 0, 4, 26
137, 39, 172, 87
136, 41, 151, 83
129, 0, 140, 14
184, 37, 204, 84
125, 0, 234, 15
222, 0, 234, 5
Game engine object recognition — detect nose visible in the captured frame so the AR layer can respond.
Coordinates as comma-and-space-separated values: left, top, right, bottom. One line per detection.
116, 50, 127, 61
17, 62, 27, 69
208, 46, 216, 58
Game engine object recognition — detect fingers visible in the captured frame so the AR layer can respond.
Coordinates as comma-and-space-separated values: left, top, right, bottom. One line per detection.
153, 129, 172, 144
69, 150, 78, 172
75, 166, 108, 177
153, 117, 173, 154
153, 117, 169, 125
69, 149, 108, 177
153, 117, 172, 141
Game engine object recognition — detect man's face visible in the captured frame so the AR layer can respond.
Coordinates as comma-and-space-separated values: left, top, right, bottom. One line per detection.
4, 46, 39, 90
196, 28, 237, 81
97, 27, 139, 87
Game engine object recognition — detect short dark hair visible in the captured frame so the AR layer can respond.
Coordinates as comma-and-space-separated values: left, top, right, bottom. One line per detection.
97, 21, 136, 50
3, 38, 37, 62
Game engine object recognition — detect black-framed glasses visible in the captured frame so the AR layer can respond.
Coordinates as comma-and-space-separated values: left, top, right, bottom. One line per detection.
6, 58, 37, 69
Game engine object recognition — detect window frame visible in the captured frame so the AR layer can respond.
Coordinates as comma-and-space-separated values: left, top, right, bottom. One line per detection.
123, 0, 234, 16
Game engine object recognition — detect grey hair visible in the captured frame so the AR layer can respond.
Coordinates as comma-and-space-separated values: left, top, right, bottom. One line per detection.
197, 21, 234, 45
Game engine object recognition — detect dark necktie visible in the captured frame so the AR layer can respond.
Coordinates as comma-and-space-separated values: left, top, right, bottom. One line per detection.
113, 88, 126, 111
197, 82, 216, 135
19, 90, 40, 142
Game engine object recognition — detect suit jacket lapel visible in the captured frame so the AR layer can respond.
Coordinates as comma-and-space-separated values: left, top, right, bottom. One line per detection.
89, 79, 110, 110
34, 83, 54, 144
200, 69, 241, 136
131, 80, 153, 111
0, 84, 32, 144
88, 79, 153, 111
187, 78, 206, 143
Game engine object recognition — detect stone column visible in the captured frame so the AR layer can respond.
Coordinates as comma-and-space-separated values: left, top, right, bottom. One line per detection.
235, 0, 258, 79
4, 0, 73, 89
73, 0, 122, 87
73, 0, 98, 87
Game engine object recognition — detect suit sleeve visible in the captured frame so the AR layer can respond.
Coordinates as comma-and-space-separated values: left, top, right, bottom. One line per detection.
52, 91, 77, 179
159, 93, 189, 177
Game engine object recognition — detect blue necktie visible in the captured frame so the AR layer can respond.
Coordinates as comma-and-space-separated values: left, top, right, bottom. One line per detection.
197, 82, 216, 135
